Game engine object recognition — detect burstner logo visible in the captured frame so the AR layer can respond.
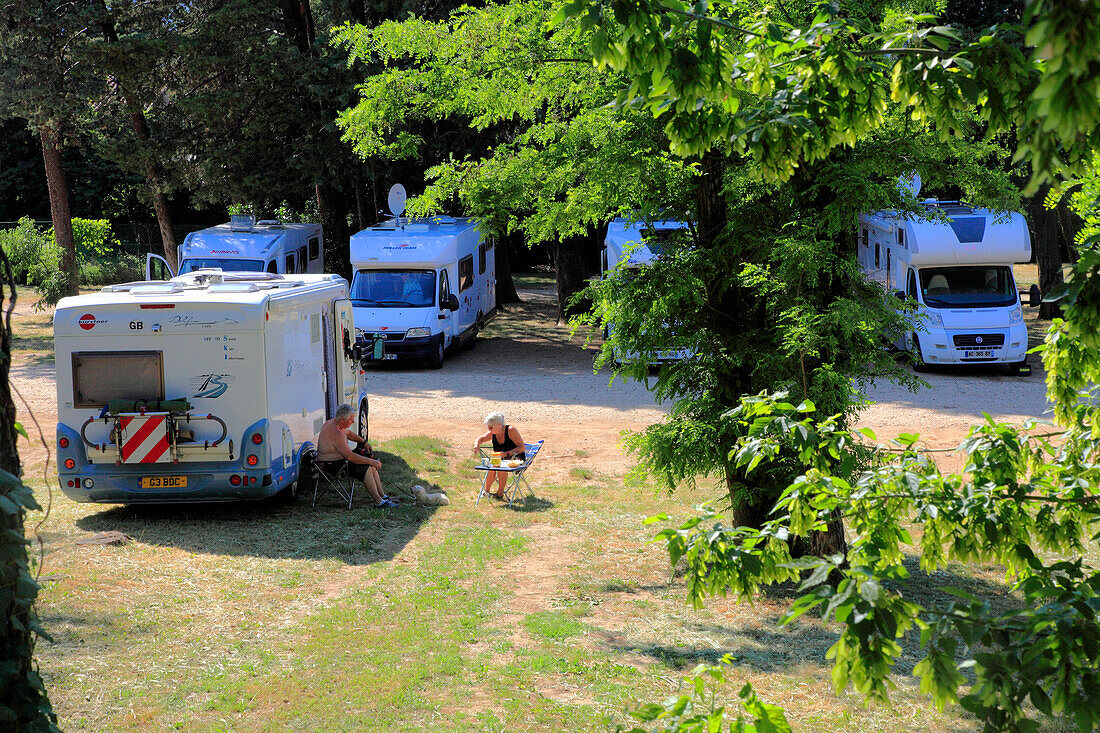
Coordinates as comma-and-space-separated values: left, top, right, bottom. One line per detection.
78, 313, 98, 330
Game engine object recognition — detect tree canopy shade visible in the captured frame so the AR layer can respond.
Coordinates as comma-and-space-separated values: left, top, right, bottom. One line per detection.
556, 0, 1100, 193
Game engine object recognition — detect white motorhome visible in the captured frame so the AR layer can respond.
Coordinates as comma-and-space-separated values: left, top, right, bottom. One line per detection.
858, 200, 1031, 371
54, 272, 361, 504
349, 216, 495, 369
145, 216, 323, 279
602, 217, 693, 362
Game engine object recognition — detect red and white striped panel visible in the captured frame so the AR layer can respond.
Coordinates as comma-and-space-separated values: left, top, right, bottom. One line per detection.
119, 414, 171, 464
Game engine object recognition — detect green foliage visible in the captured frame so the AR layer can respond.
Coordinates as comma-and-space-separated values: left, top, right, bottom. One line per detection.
647, 388, 1100, 731
69, 218, 119, 259
621, 661, 790, 733
0, 469, 59, 732
0, 219, 50, 286
336, 0, 693, 243
557, 0, 1100, 192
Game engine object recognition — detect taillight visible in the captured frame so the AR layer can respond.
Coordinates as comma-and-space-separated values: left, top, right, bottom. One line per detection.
251, 433, 263, 445
67, 480, 75, 487
64, 458, 76, 469
59, 437, 70, 449
229, 475, 242, 486
247, 455, 258, 466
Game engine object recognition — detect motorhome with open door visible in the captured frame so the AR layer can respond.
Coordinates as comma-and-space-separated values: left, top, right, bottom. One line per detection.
145, 216, 323, 280
858, 200, 1031, 372
349, 216, 495, 369
602, 217, 694, 363
54, 272, 360, 504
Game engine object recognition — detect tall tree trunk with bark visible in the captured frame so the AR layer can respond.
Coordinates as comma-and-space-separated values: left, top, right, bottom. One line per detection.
495, 231, 521, 305
316, 182, 351, 280
1029, 183, 1065, 320
551, 234, 589, 324
40, 128, 78, 299
97, 6, 178, 270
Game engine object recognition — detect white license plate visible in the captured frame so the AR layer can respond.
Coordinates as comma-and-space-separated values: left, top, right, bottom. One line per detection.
382, 353, 397, 360
964, 350, 993, 359
141, 476, 187, 488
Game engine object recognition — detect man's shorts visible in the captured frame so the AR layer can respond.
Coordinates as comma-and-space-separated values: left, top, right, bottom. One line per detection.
317, 459, 368, 482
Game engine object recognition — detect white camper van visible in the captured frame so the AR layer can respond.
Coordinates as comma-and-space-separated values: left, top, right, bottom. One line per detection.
349, 216, 495, 369
54, 271, 361, 504
145, 216, 323, 279
858, 201, 1031, 371
602, 217, 693, 362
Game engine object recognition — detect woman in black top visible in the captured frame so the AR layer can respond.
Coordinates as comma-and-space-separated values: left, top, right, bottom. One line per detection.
474, 412, 526, 499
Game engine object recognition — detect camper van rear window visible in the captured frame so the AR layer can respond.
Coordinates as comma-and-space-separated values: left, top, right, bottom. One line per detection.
948, 217, 986, 244
73, 351, 164, 409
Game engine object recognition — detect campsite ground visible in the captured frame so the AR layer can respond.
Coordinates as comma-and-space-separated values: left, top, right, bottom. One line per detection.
6, 272, 1065, 731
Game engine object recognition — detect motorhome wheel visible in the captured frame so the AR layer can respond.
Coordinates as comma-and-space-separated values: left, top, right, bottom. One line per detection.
912, 334, 929, 372
428, 337, 445, 369
358, 399, 370, 441
1010, 359, 1031, 376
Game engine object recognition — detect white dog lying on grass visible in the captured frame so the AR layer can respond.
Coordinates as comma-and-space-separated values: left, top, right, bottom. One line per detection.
412, 484, 450, 506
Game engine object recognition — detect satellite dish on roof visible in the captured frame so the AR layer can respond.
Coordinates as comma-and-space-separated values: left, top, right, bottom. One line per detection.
387, 184, 407, 218
899, 171, 922, 198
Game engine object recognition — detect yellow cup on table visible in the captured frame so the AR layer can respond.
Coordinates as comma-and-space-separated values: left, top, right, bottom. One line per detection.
491, 452, 502, 466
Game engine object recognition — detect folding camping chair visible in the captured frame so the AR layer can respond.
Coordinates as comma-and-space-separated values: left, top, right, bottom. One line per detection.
310, 452, 356, 509
475, 440, 544, 508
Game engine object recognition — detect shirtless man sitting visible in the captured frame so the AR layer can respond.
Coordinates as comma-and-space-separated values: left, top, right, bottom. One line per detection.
315, 404, 396, 508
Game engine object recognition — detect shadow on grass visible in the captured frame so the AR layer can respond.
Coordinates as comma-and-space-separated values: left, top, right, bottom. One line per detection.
73, 450, 436, 566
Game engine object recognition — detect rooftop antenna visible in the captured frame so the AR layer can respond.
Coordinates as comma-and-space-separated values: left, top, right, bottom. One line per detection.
388, 183, 407, 228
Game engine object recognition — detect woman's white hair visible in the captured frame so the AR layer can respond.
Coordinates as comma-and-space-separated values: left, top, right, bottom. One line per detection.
484, 411, 505, 426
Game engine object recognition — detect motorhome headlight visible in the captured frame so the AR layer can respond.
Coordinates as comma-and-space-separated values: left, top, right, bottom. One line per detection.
924, 310, 944, 328
1010, 307, 1023, 324
406, 327, 432, 339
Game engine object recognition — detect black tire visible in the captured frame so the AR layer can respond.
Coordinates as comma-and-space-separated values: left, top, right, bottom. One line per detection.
298, 450, 317, 497
428, 336, 445, 369
1010, 359, 1031, 376
911, 334, 929, 372
357, 398, 370, 442
275, 480, 299, 505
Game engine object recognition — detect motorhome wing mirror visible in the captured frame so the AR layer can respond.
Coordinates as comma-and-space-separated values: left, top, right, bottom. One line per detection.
446, 294, 460, 311
1029, 284, 1041, 307
894, 290, 907, 301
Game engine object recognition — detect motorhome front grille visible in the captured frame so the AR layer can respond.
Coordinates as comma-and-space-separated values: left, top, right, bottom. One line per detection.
952, 334, 1005, 348
369, 332, 404, 343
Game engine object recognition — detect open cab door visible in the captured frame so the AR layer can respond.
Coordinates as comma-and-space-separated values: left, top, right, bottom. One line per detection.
145, 253, 174, 281
333, 299, 358, 407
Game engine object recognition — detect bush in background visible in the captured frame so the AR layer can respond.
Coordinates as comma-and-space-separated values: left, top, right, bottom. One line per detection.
0, 218, 51, 285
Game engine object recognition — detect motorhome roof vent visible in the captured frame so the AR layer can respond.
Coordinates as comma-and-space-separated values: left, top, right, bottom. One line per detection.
130, 283, 185, 295
229, 215, 256, 232
257, 219, 284, 228
208, 283, 259, 293
431, 216, 458, 224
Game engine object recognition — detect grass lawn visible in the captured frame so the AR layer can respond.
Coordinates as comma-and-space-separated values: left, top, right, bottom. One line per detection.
24, 434, 1010, 733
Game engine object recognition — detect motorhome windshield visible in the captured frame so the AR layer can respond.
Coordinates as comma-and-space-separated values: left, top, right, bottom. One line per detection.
351, 270, 436, 307
919, 265, 1017, 308
179, 258, 264, 273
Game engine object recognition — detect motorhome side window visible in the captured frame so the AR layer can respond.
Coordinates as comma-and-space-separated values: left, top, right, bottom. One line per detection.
308, 237, 320, 261
459, 255, 474, 292
297, 246, 307, 272
478, 244, 486, 275
72, 351, 164, 409
896, 229, 905, 248
874, 243, 880, 267
285, 253, 295, 273
906, 269, 918, 299
861, 229, 868, 247
266, 260, 278, 274
439, 269, 450, 302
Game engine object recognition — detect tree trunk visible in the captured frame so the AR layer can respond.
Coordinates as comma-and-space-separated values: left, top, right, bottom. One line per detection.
495, 231, 521, 306
694, 151, 727, 245
315, 182, 351, 280
1029, 183, 1064, 320
551, 234, 589, 324
97, 5, 177, 271
40, 128, 78, 299
0, 250, 19, 478
353, 169, 369, 231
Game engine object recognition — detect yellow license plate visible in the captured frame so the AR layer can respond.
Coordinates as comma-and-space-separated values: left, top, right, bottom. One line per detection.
141, 476, 187, 488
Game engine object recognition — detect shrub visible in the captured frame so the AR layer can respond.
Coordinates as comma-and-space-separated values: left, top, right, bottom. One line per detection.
0, 218, 50, 285
79, 253, 143, 286
70, 218, 119, 258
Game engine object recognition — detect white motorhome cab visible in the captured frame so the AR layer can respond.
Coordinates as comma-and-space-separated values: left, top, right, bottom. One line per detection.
145, 216, 323, 279
603, 217, 694, 362
54, 272, 360, 504
858, 201, 1031, 371
349, 216, 495, 369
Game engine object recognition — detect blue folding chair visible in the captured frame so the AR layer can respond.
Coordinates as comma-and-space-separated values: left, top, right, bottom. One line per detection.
476, 440, 544, 507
